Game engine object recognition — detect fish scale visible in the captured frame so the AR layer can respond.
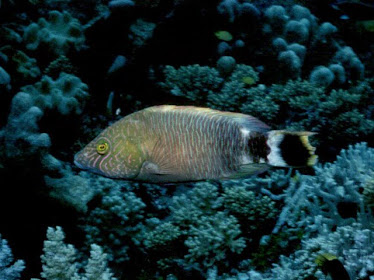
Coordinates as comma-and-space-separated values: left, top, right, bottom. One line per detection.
140, 107, 246, 180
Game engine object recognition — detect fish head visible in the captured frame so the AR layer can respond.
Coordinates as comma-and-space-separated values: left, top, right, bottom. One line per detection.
74, 123, 145, 179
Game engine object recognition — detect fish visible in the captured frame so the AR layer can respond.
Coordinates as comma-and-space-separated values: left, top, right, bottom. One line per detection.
74, 105, 317, 183
214, 31, 233, 41
315, 253, 351, 280
241, 76, 256, 85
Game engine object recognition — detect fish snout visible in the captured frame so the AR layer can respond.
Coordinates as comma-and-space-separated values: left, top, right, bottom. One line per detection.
74, 152, 87, 169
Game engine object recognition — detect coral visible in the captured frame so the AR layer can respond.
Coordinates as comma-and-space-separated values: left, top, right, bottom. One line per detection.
240, 85, 279, 122
222, 185, 278, 233
184, 212, 246, 267
363, 178, 374, 213
162, 62, 258, 111
0, 235, 25, 280
128, 19, 156, 49
21, 73, 89, 115
0, 65, 11, 90
133, 178, 283, 275
44, 55, 76, 78
141, 219, 182, 249
244, 79, 374, 143
161, 64, 224, 103
309, 66, 334, 87
40, 226, 80, 280
207, 80, 246, 111
0, 92, 51, 159
273, 142, 374, 235
217, 0, 260, 25
44, 166, 98, 213
23, 10, 85, 56
247, 223, 374, 280
11, 50, 41, 80
81, 181, 146, 263
332, 46, 365, 80
218, 3, 364, 83
228, 64, 259, 84
216, 56, 236, 76
0, 71, 88, 164
38, 226, 116, 280
84, 244, 117, 280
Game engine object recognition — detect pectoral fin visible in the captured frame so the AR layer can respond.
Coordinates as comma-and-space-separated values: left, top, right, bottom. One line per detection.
226, 164, 269, 179
136, 160, 186, 183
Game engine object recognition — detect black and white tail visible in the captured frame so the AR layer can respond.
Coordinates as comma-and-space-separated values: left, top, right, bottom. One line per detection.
267, 130, 317, 167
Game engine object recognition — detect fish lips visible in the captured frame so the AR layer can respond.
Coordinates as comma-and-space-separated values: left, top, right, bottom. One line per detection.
73, 152, 88, 170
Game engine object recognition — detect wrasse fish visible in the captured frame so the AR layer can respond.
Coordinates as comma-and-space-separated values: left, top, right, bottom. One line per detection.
74, 105, 317, 183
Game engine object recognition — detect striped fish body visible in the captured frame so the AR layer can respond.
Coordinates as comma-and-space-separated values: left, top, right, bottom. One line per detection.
74, 105, 316, 183
134, 105, 270, 182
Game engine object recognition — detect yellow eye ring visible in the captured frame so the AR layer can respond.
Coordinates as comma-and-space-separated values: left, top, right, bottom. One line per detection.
96, 142, 109, 155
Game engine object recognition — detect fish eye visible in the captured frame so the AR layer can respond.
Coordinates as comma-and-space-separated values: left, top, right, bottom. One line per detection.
96, 140, 109, 155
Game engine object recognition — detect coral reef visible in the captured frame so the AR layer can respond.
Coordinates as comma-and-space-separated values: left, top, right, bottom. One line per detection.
0, 0, 373, 279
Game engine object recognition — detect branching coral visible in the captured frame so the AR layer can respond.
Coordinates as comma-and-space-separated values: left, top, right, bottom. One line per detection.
161, 64, 224, 103
245, 223, 374, 280
161, 62, 258, 111
273, 142, 374, 236
0, 235, 24, 280
81, 181, 146, 263
36, 226, 116, 280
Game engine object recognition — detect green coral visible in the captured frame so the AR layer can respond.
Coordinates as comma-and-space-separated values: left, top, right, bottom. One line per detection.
161, 64, 224, 103
23, 10, 85, 56
162, 63, 259, 111
142, 219, 182, 249
223, 185, 278, 233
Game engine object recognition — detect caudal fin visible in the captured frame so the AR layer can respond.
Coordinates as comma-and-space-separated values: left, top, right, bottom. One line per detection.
267, 130, 317, 167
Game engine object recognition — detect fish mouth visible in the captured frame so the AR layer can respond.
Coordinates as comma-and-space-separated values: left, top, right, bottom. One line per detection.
74, 153, 87, 170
